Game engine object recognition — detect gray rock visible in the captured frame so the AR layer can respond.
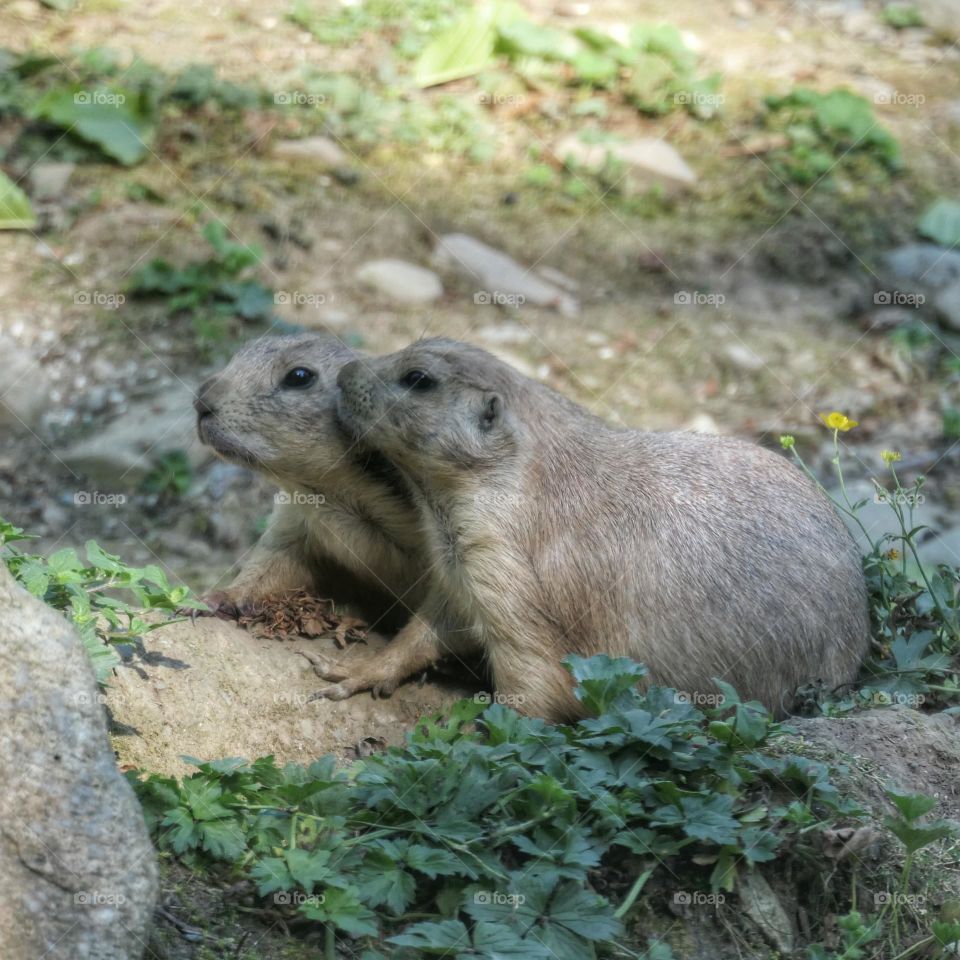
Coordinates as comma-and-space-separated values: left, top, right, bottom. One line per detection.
915, 0, 960, 39
61, 384, 212, 485
0, 565, 157, 959
355, 259, 444, 305
934, 278, 960, 331
433, 233, 579, 315
27, 162, 75, 202
272, 136, 348, 167
739, 870, 795, 954
205, 462, 249, 500
0, 337, 50, 432
554, 134, 697, 192
723, 343, 766, 372
881, 244, 960, 289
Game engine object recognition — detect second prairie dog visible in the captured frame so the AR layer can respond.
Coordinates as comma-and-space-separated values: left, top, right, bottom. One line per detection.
194, 334, 451, 698
334, 337, 871, 721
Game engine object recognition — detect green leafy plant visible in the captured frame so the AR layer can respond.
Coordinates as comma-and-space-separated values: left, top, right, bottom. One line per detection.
763, 87, 901, 184
0, 517, 197, 681
132, 655, 856, 958
882, 3, 924, 29
414, 10, 721, 118
142, 450, 194, 501
128, 220, 274, 337
883, 790, 957, 943
0, 170, 36, 229
782, 418, 960, 711
288, 0, 460, 53
32, 84, 156, 165
944, 408, 960, 441
807, 910, 881, 960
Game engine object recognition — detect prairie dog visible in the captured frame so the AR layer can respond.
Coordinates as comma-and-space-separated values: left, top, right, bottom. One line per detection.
334, 337, 871, 720
194, 334, 450, 698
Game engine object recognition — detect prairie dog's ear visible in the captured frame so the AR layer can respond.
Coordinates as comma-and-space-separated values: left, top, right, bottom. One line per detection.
479, 393, 502, 432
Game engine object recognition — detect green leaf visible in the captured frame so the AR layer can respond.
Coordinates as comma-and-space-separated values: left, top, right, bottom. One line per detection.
564, 654, 648, 714
918, 198, 960, 248
933, 920, 960, 946
651, 794, 740, 846
78, 624, 121, 683
0, 171, 36, 230
885, 789, 937, 822
882, 3, 924, 28
546, 882, 623, 941
497, 19, 579, 61
356, 852, 416, 914
251, 856, 293, 895
198, 818, 246, 860
406, 844, 466, 878
286, 848, 333, 893
161, 807, 202, 853
415, 5, 500, 88
472, 921, 552, 958
884, 817, 957, 854
181, 777, 231, 820
388, 919, 470, 952
33, 86, 154, 165
301, 886, 378, 937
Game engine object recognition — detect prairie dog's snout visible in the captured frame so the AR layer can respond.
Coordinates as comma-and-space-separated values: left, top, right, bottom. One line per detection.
336, 358, 379, 431
194, 375, 221, 424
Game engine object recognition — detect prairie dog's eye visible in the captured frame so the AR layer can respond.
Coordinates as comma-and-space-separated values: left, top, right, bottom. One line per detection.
281, 367, 316, 389
400, 369, 436, 391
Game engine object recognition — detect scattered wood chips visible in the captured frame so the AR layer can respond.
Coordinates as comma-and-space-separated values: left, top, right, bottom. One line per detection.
236, 591, 368, 648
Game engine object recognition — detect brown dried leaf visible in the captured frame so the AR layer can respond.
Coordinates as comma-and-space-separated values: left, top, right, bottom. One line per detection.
236, 591, 368, 645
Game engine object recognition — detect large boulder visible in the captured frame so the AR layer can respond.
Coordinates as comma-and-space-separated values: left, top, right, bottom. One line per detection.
0, 566, 157, 960
108, 616, 474, 778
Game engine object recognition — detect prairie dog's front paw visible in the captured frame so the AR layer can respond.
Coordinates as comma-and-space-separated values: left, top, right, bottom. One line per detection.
188, 590, 261, 621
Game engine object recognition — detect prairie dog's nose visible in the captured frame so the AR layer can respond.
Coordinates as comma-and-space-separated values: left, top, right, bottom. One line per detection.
194, 377, 219, 416
336, 359, 362, 391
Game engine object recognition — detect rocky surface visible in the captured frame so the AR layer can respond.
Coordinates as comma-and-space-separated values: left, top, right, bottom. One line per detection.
0, 337, 50, 432
0, 565, 157, 960
272, 135, 349, 167
108, 616, 476, 778
915, 0, 960, 39
433, 232, 579, 315
554, 134, 698, 192
792, 707, 960, 819
60, 384, 212, 485
355, 258, 444, 304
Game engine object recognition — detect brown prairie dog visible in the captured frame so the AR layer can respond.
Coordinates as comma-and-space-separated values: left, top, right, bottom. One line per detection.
193, 334, 454, 699
334, 337, 871, 721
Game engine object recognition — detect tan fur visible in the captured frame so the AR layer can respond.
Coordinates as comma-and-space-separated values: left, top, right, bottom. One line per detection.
335, 337, 872, 720
194, 334, 454, 698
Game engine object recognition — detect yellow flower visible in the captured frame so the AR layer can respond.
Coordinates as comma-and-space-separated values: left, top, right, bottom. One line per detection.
819, 411, 858, 432
779, 435, 795, 450
881, 450, 902, 465
885, 548, 901, 561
